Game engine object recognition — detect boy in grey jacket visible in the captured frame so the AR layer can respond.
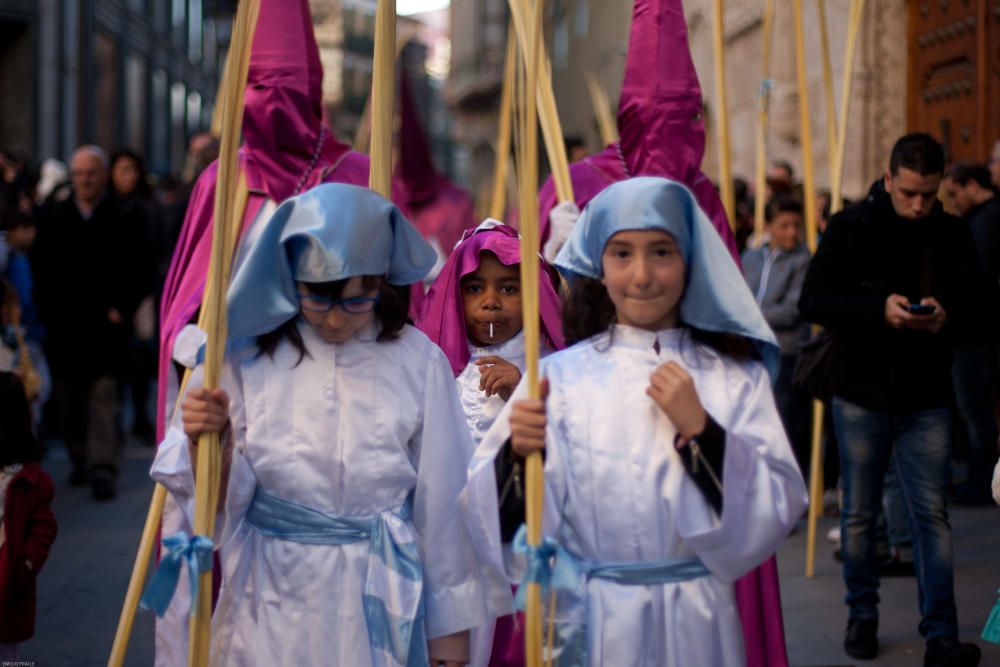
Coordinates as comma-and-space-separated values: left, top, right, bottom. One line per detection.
743, 195, 812, 472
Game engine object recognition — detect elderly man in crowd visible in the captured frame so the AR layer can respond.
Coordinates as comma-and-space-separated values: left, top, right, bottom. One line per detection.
32, 145, 152, 501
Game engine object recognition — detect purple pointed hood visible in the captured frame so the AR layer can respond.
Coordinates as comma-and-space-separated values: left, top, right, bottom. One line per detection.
391, 69, 477, 253
617, 0, 705, 184
242, 0, 354, 202
393, 71, 440, 204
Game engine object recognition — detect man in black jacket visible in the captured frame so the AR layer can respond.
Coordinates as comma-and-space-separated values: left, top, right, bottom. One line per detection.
942, 162, 1000, 506
800, 134, 981, 666
32, 145, 153, 501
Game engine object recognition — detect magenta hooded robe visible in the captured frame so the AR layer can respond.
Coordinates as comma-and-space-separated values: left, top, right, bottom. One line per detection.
156, 0, 369, 440
537, 2, 788, 665
538, 0, 739, 265
392, 70, 478, 316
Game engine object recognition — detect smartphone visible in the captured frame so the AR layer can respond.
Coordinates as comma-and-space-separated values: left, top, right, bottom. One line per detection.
908, 303, 936, 316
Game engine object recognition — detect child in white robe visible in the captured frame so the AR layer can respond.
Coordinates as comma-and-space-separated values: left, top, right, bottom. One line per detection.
416, 220, 564, 667
460, 177, 808, 666
145, 183, 497, 667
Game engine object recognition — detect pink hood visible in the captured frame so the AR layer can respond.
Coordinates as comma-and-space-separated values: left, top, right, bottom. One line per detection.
241, 0, 356, 202
416, 223, 564, 376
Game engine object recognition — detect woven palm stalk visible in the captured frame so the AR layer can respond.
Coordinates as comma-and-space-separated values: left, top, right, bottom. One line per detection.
368, 0, 397, 197
488, 25, 517, 221
506, 0, 574, 205
584, 70, 618, 148
752, 0, 775, 247
187, 0, 260, 663
711, 0, 735, 231
805, 0, 865, 579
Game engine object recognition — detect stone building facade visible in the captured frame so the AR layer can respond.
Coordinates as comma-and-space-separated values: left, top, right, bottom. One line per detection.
448, 0, 1000, 204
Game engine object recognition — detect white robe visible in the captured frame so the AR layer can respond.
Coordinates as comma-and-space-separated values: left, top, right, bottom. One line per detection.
460, 325, 808, 667
456, 331, 552, 666
151, 320, 496, 666
457, 331, 553, 449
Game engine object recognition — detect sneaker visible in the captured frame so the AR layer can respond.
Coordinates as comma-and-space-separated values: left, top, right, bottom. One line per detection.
924, 637, 981, 667
844, 618, 878, 660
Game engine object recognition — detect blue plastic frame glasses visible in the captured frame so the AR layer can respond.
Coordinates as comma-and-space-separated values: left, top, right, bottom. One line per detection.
298, 291, 381, 314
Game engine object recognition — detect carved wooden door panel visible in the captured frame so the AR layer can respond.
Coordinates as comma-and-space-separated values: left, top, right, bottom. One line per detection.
988, 1, 1000, 151
908, 0, 995, 162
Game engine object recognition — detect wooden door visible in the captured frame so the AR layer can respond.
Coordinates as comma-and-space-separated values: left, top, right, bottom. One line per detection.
908, 0, 998, 162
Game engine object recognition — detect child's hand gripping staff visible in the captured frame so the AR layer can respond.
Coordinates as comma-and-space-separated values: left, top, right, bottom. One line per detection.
510, 377, 550, 458
181, 388, 235, 511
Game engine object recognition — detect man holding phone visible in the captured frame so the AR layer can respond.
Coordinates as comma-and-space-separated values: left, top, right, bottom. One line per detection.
800, 134, 982, 666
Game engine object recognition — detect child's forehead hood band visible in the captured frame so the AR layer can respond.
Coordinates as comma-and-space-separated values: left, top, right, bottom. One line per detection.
227, 183, 436, 339
555, 176, 780, 379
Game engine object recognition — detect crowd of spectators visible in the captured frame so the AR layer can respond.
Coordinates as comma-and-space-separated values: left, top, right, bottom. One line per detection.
0, 134, 218, 500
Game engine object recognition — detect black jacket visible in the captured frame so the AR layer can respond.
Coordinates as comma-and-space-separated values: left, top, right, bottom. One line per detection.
799, 180, 981, 413
31, 195, 153, 380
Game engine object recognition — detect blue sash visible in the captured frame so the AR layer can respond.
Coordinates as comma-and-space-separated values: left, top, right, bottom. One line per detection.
513, 524, 711, 666
245, 488, 427, 667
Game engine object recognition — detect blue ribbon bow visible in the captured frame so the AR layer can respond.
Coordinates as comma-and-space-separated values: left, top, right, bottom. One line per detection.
139, 531, 214, 618
512, 524, 579, 610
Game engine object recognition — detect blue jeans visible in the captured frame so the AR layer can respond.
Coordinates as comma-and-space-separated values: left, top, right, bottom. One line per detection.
832, 396, 957, 639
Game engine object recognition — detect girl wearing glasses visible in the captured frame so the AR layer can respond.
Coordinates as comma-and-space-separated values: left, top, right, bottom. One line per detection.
461, 178, 807, 666
147, 184, 498, 667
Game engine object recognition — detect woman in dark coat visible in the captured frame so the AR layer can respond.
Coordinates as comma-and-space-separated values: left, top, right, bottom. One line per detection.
0, 371, 57, 656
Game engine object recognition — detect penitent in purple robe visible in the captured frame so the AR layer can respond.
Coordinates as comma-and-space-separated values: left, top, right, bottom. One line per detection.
538, 0, 739, 265
537, 1, 788, 666
392, 70, 478, 316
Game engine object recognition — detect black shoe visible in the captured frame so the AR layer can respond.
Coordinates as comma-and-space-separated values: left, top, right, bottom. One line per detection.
924, 637, 981, 667
91, 476, 116, 501
844, 618, 878, 660
69, 465, 88, 487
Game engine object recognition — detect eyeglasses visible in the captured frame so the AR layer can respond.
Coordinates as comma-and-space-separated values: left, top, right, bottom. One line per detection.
298, 291, 381, 314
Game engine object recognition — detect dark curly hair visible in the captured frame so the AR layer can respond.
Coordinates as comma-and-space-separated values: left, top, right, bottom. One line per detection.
561, 276, 758, 362
255, 275, 409, 364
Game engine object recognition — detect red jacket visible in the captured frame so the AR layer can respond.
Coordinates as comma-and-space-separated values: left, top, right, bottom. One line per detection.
0, 462, 57, 643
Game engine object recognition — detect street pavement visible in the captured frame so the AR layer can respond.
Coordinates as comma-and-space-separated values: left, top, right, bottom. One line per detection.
16, 440, 1000, 666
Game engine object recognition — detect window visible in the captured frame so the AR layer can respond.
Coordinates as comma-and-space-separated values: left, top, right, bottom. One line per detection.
94, 32, 119, 149
188, 0, 203, 63
171, 81, 187, 169
126, 53, 148, 151
151, 69, 169, 171
187, 91, 202, 133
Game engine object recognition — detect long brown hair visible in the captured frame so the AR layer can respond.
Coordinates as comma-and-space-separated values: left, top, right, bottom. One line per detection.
561, 276, 758, 361
255, 275, 409, 364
